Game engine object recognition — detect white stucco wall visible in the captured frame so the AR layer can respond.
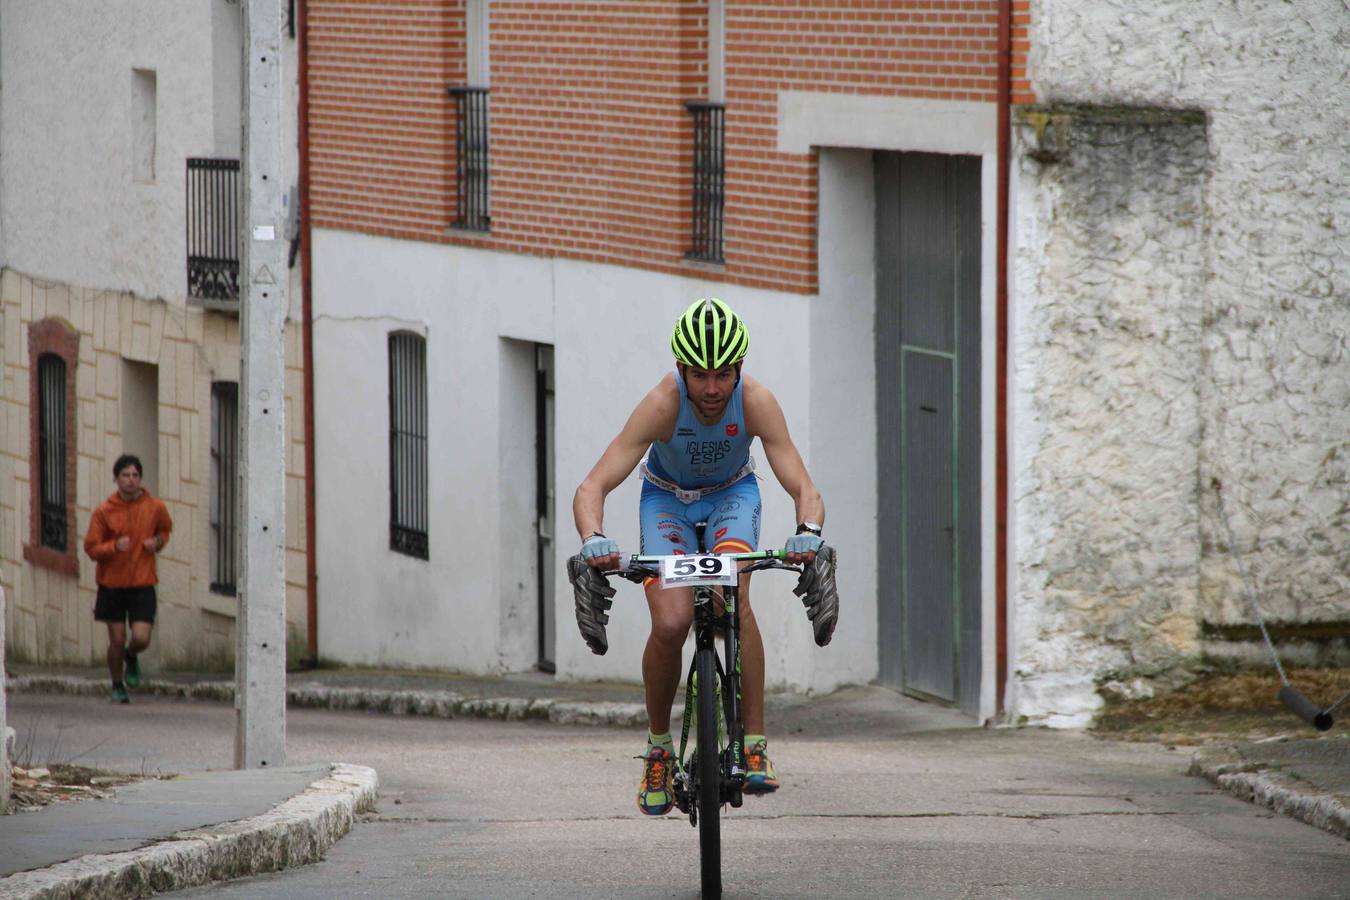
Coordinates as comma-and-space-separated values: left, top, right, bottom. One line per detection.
312, 228, 860, 689
0, 0, 297, 305
1011, 0, 1350, 724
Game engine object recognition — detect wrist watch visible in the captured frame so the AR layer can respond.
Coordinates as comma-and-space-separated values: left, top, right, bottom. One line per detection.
795, 521, 823, 537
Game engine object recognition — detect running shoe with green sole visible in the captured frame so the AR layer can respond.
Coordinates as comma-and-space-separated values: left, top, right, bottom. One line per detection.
744, 740, 779, 794
124, 653, 141, 688
111, 685, 130, 704
637, 746, 675, 815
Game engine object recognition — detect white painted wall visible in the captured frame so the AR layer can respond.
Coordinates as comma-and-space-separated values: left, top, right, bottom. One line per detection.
0, 0, 297, 305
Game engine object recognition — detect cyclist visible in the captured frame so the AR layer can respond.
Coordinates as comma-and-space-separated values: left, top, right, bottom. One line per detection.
573, 297, 826, 816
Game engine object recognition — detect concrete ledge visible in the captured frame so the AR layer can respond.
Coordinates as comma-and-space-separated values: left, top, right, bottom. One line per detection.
1189, 746, 1350, 841
9, 675, 651, 729
0, 763, 377, 900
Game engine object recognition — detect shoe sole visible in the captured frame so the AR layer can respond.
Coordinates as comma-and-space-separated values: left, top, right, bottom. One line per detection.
743, 780, 779, 795
636, 798, 674, 816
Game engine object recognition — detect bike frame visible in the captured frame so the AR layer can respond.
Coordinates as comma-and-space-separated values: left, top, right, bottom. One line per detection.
618, 547, 797, 898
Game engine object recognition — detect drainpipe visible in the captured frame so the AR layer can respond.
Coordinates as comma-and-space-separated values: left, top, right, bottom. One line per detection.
995, 0, 1012, 716
298, 0, 319, 666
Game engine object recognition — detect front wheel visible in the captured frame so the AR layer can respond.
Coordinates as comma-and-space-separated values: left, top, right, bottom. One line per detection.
695, 646, 722, 898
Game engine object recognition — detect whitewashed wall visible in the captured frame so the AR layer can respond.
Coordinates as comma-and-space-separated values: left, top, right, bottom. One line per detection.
1011, 0, 1350, 724
311, 228, 875, 689
0, 0, 299, 301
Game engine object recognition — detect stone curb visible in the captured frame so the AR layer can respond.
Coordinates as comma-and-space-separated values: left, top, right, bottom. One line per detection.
0, 763, 377, 900
8, 675, 652, 729
1189, 745, 1350, 841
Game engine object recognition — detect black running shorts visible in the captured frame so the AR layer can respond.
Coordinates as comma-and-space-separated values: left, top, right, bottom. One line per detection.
94, 586, 157, 624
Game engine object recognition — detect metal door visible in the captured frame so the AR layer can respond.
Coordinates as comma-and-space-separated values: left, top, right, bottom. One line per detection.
535, 345, 557, 672
876, 151, 982, 713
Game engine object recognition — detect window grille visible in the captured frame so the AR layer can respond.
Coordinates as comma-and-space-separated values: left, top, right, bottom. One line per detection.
686, 101, 725, 263
389, 332, 429, 559
37, 354, 68, 552
449, 86, 490, 231
210, 382, 239, 594
186, 158, 241, 301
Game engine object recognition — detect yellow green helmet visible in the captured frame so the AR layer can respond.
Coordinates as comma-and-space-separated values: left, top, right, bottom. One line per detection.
670, 298, 749, 370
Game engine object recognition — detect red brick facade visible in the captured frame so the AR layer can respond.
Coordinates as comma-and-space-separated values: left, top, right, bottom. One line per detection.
307, 1, 1031, 294
24, 317, 80, 576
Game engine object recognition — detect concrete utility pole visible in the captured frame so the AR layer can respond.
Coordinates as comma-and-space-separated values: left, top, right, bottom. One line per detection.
235, 0, 288, 769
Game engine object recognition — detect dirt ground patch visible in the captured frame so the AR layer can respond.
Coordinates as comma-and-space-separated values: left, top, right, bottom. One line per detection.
1091, 667, 1350, 745
7, 764, 150, 813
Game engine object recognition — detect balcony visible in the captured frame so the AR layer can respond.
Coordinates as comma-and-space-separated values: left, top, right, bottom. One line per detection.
186, 157, 241, 306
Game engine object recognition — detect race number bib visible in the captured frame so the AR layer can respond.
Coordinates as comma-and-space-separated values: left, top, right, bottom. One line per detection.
659, 554, 739, 588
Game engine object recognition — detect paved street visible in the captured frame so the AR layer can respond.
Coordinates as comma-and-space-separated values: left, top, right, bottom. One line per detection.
8, 692, 1347, 898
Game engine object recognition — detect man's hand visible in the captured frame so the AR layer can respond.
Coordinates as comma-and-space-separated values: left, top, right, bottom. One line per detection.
784, 533, 823, 566
580, 533, 620, 570
115, 536, 132, 553
142, 536, 162, 553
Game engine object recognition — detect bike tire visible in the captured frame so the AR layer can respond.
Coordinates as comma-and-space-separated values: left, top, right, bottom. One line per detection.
695, 646, 722, 898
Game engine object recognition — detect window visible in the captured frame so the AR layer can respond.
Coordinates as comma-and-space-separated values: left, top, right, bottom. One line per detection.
210, 382, 239, 594
37, 356, 68, 550
24, 318, 79, 575
686, 101, 725, 263
449, 86, 490, 231
186, 157, 242, 302
389, 332, 428, 559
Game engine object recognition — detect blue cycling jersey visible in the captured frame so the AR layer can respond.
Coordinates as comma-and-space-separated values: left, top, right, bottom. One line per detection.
647, 369, 753, 489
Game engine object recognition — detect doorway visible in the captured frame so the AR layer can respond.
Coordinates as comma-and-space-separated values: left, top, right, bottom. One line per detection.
534, 345, 556, 672
875, 151, 983, 714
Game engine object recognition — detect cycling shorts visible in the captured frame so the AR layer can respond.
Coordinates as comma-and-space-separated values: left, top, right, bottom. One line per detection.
639, 473, 761, 560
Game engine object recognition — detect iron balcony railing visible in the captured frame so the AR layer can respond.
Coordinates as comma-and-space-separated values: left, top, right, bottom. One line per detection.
449, 86, 490, 231
186, 158, 241, 302
686, 101, 725, 263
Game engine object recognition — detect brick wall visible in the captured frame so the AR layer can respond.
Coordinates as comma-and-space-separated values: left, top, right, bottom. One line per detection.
307, 1, 1030, 294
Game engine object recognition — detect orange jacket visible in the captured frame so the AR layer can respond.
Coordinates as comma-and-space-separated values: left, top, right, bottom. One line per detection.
83, 490, 173, 588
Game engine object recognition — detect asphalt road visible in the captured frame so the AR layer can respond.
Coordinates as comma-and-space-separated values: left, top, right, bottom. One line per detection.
8, 692, 1348, 898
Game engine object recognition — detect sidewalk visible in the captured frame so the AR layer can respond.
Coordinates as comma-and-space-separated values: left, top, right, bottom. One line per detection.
3, 665, 1345, 898
0, 762, 376, 899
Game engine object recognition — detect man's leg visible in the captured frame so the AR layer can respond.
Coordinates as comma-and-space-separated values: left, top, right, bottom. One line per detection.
642, 584, 694, 735
734, 572, 765, 736
105, 621, 127, 685
127, 621, 153, 656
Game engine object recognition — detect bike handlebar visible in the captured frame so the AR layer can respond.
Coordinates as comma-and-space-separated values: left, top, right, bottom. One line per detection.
605, 549, 801, 584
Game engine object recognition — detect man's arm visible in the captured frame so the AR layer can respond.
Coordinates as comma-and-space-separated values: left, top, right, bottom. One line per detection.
144, 501, 173, 553
572, 376, 680, 567
744, 378, 825, 560
83, 506, 118, 562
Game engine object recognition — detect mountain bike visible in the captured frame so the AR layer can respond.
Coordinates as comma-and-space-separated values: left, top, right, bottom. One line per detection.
610, 539, 802, 899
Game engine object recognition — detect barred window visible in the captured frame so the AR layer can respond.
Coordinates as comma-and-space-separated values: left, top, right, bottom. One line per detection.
37, 354, 69, 552
389, 332, 429, 559
210, 382, 239, 595
449, 86, 490, 231
686, 101, 725, 263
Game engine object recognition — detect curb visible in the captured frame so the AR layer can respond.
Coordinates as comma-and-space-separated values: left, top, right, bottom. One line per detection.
1189, 745, 1350, 841
0, 763, 377, 900
8, 675, 651, 729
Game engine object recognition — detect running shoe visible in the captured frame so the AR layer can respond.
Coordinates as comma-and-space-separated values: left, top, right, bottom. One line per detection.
744, 740, 779, 794
111, 685, 130, 704
636, 746, 675, 815
124, 652, 141, 688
